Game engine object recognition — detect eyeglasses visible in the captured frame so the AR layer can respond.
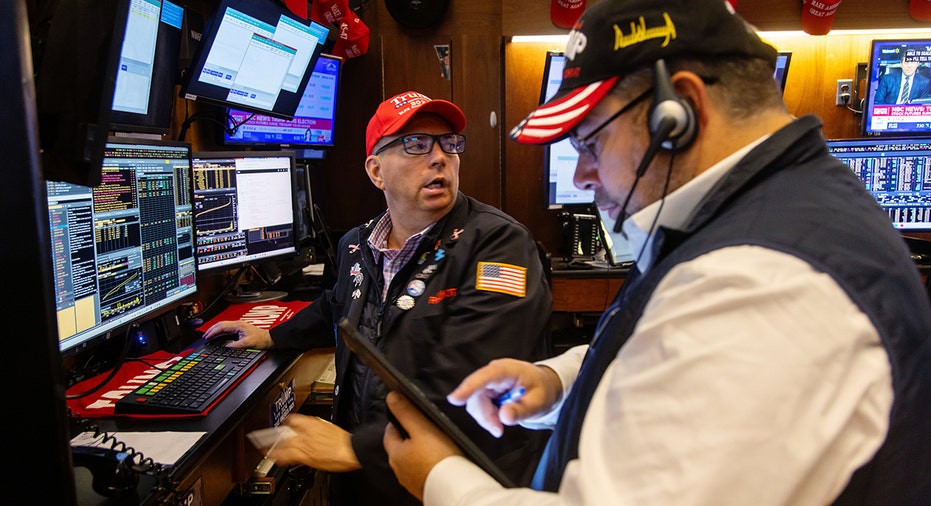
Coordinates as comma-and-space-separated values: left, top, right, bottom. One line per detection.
373, 133, 467, 156
569, 88, 653, 160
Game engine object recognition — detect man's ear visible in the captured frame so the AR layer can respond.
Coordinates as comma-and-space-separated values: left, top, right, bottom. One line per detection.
365, 155, 385, 190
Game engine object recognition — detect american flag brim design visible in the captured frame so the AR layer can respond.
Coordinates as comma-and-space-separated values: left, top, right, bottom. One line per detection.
475, 261, 527, 298
509, 77, 619, 145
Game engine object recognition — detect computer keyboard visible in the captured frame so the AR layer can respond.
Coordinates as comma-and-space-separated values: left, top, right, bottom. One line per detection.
114, 340, 267, 416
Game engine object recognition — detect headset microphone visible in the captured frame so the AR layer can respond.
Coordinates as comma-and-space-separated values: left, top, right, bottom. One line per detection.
612, 119, 675, 233
612, 59, 697, 234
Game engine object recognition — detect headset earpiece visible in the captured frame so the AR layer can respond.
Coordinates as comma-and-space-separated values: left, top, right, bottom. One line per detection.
648, 59, 697, 153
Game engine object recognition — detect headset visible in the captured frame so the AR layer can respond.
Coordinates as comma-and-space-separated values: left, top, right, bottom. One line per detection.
614, 58, 699, 233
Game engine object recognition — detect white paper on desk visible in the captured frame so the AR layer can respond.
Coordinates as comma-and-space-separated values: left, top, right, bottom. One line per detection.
302, 263, 325, 275
71, 431, 206, 465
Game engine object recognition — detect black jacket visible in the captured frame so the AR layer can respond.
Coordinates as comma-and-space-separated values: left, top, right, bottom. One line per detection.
271, 192, 552, 504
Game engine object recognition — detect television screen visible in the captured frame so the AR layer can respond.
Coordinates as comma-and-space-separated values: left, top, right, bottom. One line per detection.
179, 0, 330, 120
826, 137, 931, 231
223, 53, 342, 148
33, 0, 131, 187
192, 151, 299, 271
863, 39, 931, 137
46, 137, 197, 355
110, 0, 185, 134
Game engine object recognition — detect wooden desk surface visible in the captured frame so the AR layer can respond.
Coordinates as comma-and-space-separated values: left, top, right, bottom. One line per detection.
551, 268, 627, 313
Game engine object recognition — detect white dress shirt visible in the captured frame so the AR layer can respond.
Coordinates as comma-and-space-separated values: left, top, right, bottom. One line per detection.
422, 138, 893, 505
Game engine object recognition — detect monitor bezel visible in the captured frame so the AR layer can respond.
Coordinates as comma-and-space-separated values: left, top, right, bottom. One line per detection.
191, 149, 300, 272
50, 136, 198, 357
109, 0, 185, 135
862, 38, 931, 138
221, 53, 343, 149
540, 50, 595, 210
179, 0, 330, 121
825, 136, 931, 232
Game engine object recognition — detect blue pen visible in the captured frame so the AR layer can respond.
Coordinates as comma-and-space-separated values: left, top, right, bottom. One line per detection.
493, 386, 526, 407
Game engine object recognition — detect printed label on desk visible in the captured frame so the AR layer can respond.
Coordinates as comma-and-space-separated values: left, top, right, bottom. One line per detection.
177, 477, 203, 506
271, 380, 296, 426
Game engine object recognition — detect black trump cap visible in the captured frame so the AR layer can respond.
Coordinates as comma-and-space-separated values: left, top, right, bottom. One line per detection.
510, 0, 777, 145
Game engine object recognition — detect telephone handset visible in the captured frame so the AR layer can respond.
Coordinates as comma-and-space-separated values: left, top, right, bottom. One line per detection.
68, 408, 176, 500
72, 445, 139, 499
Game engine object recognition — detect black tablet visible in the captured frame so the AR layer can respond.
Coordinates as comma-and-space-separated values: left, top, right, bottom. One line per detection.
337, 318, 515, 488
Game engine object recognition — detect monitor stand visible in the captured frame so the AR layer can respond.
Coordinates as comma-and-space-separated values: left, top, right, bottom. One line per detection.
223, 289, 287, 303
223, 263, 287, 303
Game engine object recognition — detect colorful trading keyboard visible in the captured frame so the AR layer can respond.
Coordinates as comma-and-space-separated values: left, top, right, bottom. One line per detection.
114, 340, 266, 416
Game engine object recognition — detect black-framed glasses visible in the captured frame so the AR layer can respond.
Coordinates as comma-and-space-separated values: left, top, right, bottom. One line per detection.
374, 133, 467, 156
568, 88, 653, 160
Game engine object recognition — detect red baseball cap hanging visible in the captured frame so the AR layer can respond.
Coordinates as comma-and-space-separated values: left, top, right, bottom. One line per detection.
551, 0, 585, 29
311, 0, 371, 59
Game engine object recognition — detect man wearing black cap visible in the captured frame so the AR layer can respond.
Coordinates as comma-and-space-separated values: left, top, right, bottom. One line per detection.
383, 1, 931, 504
203, 90, 550, 505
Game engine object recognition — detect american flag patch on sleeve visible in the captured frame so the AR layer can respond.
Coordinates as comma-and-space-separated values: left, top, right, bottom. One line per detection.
476, 262, 527, 297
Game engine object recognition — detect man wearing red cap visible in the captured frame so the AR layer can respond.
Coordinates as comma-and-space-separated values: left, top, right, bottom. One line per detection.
203, 91, 550, 505
383, 0, 931, 504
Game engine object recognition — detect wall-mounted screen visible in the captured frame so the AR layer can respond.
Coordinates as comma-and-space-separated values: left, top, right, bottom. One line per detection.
863, 39, 931, 137
192, 151, 299, 271
223, 53, 342, 148
826, 137, 931, 231
110, 0, 185, 134
46, 138, 197, 355
179, 0, 330, 120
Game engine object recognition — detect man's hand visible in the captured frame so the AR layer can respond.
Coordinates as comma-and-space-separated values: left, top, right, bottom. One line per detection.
202, 320, 274, 349
383, 392, 461, 501
264, 414, 361, 472
447, 358, 563, 438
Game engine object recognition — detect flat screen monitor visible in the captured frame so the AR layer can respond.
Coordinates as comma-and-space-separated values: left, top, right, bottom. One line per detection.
33, 0, 131, 187
826, 137, 931, 231
774, 50, 792, 95
46, 137, 198, 355
110, 0, 185, 135
192, 150, 299, 272
541, 51, 596, 209
179, 0, 330, 120
223, 53, 342, 149
863, 39, 931, 137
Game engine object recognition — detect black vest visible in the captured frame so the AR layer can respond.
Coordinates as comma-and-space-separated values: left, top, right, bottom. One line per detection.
532, 116, 931, 504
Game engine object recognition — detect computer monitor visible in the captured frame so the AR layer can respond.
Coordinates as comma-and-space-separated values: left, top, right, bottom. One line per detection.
863, 39, 931, 137
826, 137, 931, 231
179, 0, 330, 120
540, 51, 596, 209
110, 0, 185, 135
223, 53, 342, 149
774, 50, 792, 95
32, 0, 132, 187
191, 151, 299, 295
46, 137, 198, 356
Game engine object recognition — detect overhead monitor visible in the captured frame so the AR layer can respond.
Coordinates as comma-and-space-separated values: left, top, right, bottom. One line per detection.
191, 150, 299, 272
110, 0, 185, 134
33, 0, 132, 186
46, 137, 197, 355
826, 137, 931, 231
179, 0, 330, 120
223, 53, 342, 149
863, 39, 931, 137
